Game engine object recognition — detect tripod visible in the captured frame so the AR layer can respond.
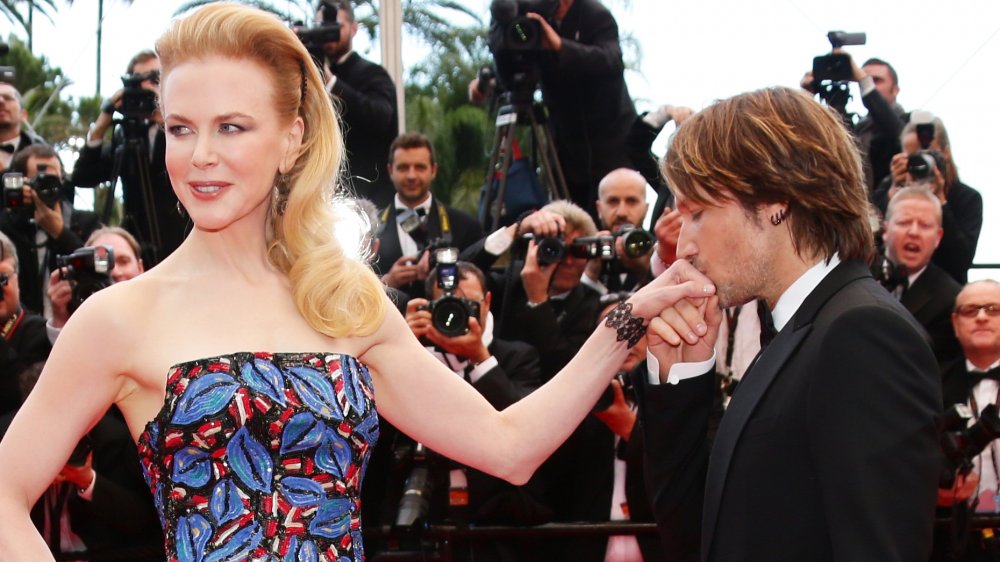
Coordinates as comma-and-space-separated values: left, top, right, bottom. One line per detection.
104, 116, 163, 265
480, 91, 570, 233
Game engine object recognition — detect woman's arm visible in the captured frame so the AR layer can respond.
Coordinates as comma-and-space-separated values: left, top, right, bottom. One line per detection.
361, 268, 715, 485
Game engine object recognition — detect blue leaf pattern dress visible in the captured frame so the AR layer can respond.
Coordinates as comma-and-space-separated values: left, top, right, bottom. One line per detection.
136, 352, 378, 562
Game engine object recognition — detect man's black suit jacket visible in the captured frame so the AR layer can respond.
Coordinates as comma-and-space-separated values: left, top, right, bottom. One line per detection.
374, 198, 482, 297
901, 261, 962, 366
331, 51, 399, 209
71, 128, 189, 265
637, 260, 941, 561
0, 310, 50, 416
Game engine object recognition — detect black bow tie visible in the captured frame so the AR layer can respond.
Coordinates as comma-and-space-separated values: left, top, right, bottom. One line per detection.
970, 367, 1000, 384
397, 207, 427, 217
758, 300, 778, 350
0, 143, 15, 154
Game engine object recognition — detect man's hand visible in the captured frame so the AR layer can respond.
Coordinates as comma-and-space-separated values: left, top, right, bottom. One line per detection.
48, 268, 72, 329
832, 48, 865, 83
405, 298, 432, 339
56, 452, 95, 492
31, 191, 64, 238
593, 379, 637, 439
669, 106, 695, 126
635, 259, 720, 381
938, 472, 979, 507
654, 207, 682, 267
889, 152, 909, 188
526, 12, 562, 51
382, 255, 421, 288
426, 316, 491, 364
511, 209, 566, 239
520, 240, 557, 304
800, 71, 816, 94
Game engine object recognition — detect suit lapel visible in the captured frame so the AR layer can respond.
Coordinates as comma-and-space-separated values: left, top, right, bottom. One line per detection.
900, 267, 934, 318
700, 260, 871, 560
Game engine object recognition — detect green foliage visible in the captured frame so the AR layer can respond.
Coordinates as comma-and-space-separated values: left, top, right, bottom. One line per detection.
0, 0, 60, 35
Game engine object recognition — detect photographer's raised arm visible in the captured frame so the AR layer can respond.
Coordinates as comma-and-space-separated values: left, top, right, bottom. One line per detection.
360, 267, 715, 484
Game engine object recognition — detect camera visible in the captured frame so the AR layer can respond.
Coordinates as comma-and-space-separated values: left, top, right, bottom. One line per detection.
811, 31, 866, 114
119, 71, 159, 120
487, 0, 559, 100
2, 166, 64, 213
940, 403, 1000, 488
295, 1, 342, 61
574, 226, 656, 262
56, 245, 115, 313
906, 149, 946, 182
870, 253, 908, 292
419, 248, 481, 337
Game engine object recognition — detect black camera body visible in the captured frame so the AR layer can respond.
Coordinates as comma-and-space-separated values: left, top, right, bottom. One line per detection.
940, 403, 1000, 488
119, 71, 159, 121
56, 245, 115, 313
574, 226, 656, 262
811, 31, 866, 115
2, 166, 63, 216
419, 248, 481, 337
487, 0, 559, 100
295, 23, 341, 59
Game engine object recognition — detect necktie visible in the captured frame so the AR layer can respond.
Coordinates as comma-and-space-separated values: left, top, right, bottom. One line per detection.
971, 367, 1000, 385
397, 207, 427, 217
0, 143, 15, 154
757, 300, 777, 350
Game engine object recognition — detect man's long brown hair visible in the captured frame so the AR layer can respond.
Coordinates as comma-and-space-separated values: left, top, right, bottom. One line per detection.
663, 86, 874, 263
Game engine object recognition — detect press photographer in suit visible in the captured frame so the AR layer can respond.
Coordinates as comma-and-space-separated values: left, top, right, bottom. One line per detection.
637, 87, 940, 561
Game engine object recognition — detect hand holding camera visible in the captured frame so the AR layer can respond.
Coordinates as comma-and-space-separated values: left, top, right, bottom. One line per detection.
520, 238, 558, 304
407, 298, 489, 361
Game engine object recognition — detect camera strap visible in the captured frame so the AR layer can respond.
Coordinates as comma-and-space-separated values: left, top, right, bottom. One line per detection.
377, 201, 452, 244
1, 307, 24, 340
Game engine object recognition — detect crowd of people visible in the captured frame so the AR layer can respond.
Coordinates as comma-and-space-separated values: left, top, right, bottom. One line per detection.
0, 1, 993, 561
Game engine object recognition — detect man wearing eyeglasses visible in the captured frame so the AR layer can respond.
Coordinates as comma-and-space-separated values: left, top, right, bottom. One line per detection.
935, 280, 1000, 561
71, 50, 188, 266
883, 185, 962, 365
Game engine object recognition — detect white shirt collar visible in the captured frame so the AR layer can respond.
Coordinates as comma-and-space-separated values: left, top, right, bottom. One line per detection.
907, 264, 928, 288
771, 254, 841, 331
967, 359, 1000, 373
394, 193, 432, 214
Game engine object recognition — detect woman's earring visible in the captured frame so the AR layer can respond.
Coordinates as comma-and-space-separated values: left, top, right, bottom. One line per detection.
273, 173, 290, 216
769, 208, 787, 226
176, 201, 188, 219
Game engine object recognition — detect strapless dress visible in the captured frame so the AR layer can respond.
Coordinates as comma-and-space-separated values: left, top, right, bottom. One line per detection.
136, 352, 379, 562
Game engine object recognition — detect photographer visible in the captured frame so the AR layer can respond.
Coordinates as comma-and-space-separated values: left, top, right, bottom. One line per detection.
471, 0, 638, 216
313, 0, 399, 209
881, 185, 962, 365
934, 280, 1000, 562
46, 227, 144, 345
375, 133, 482, 298
802, 51, 905, 191
873, 114, 983, 284
71, 49, 188, 266
1, 145, 99, 316
0, 83, 46, 171
0, 231, 50, 417
398, 259, 550, 555
582, 168, 655, 294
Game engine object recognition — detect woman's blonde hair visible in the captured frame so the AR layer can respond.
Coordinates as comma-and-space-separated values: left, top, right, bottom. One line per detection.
156, 3, 386, 337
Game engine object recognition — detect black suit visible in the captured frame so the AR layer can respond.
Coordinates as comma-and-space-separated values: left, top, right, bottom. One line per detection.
854, 90, 905, 192
901, 261, 962, 365
638, 260, 941, 561
330, 52, 399, 209
534, 0, 637, 211
0, 309, 50, 417
374, 198, 482, 297
72, 128, 189, 265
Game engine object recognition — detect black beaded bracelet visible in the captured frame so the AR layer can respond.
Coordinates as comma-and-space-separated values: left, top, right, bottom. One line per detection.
605, 301, 647, 348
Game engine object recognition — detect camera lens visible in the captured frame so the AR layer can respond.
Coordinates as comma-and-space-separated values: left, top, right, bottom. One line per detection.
622, 229, 655, 259
536, 237, 565, 266
432, 297, 472, 337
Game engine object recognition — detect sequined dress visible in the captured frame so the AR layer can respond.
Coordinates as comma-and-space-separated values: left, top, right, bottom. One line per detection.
136, 352, 379, 562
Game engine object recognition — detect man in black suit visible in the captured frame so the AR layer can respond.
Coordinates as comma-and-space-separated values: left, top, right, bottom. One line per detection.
72, 50, 188, 266
883, 185, 962, 365
316, 0, 398, 209
375, 133, 482, 299
638, 87, 941, 561
935, 279, 1000, 561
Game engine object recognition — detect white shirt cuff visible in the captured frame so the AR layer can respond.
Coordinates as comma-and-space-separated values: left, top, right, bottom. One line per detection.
858, 75, 876, 97
647, 349, 716, 385
326, 74, 337, 92
467, 356, 498, 384
484, 227, 514, 256
46, 320, 62, 346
